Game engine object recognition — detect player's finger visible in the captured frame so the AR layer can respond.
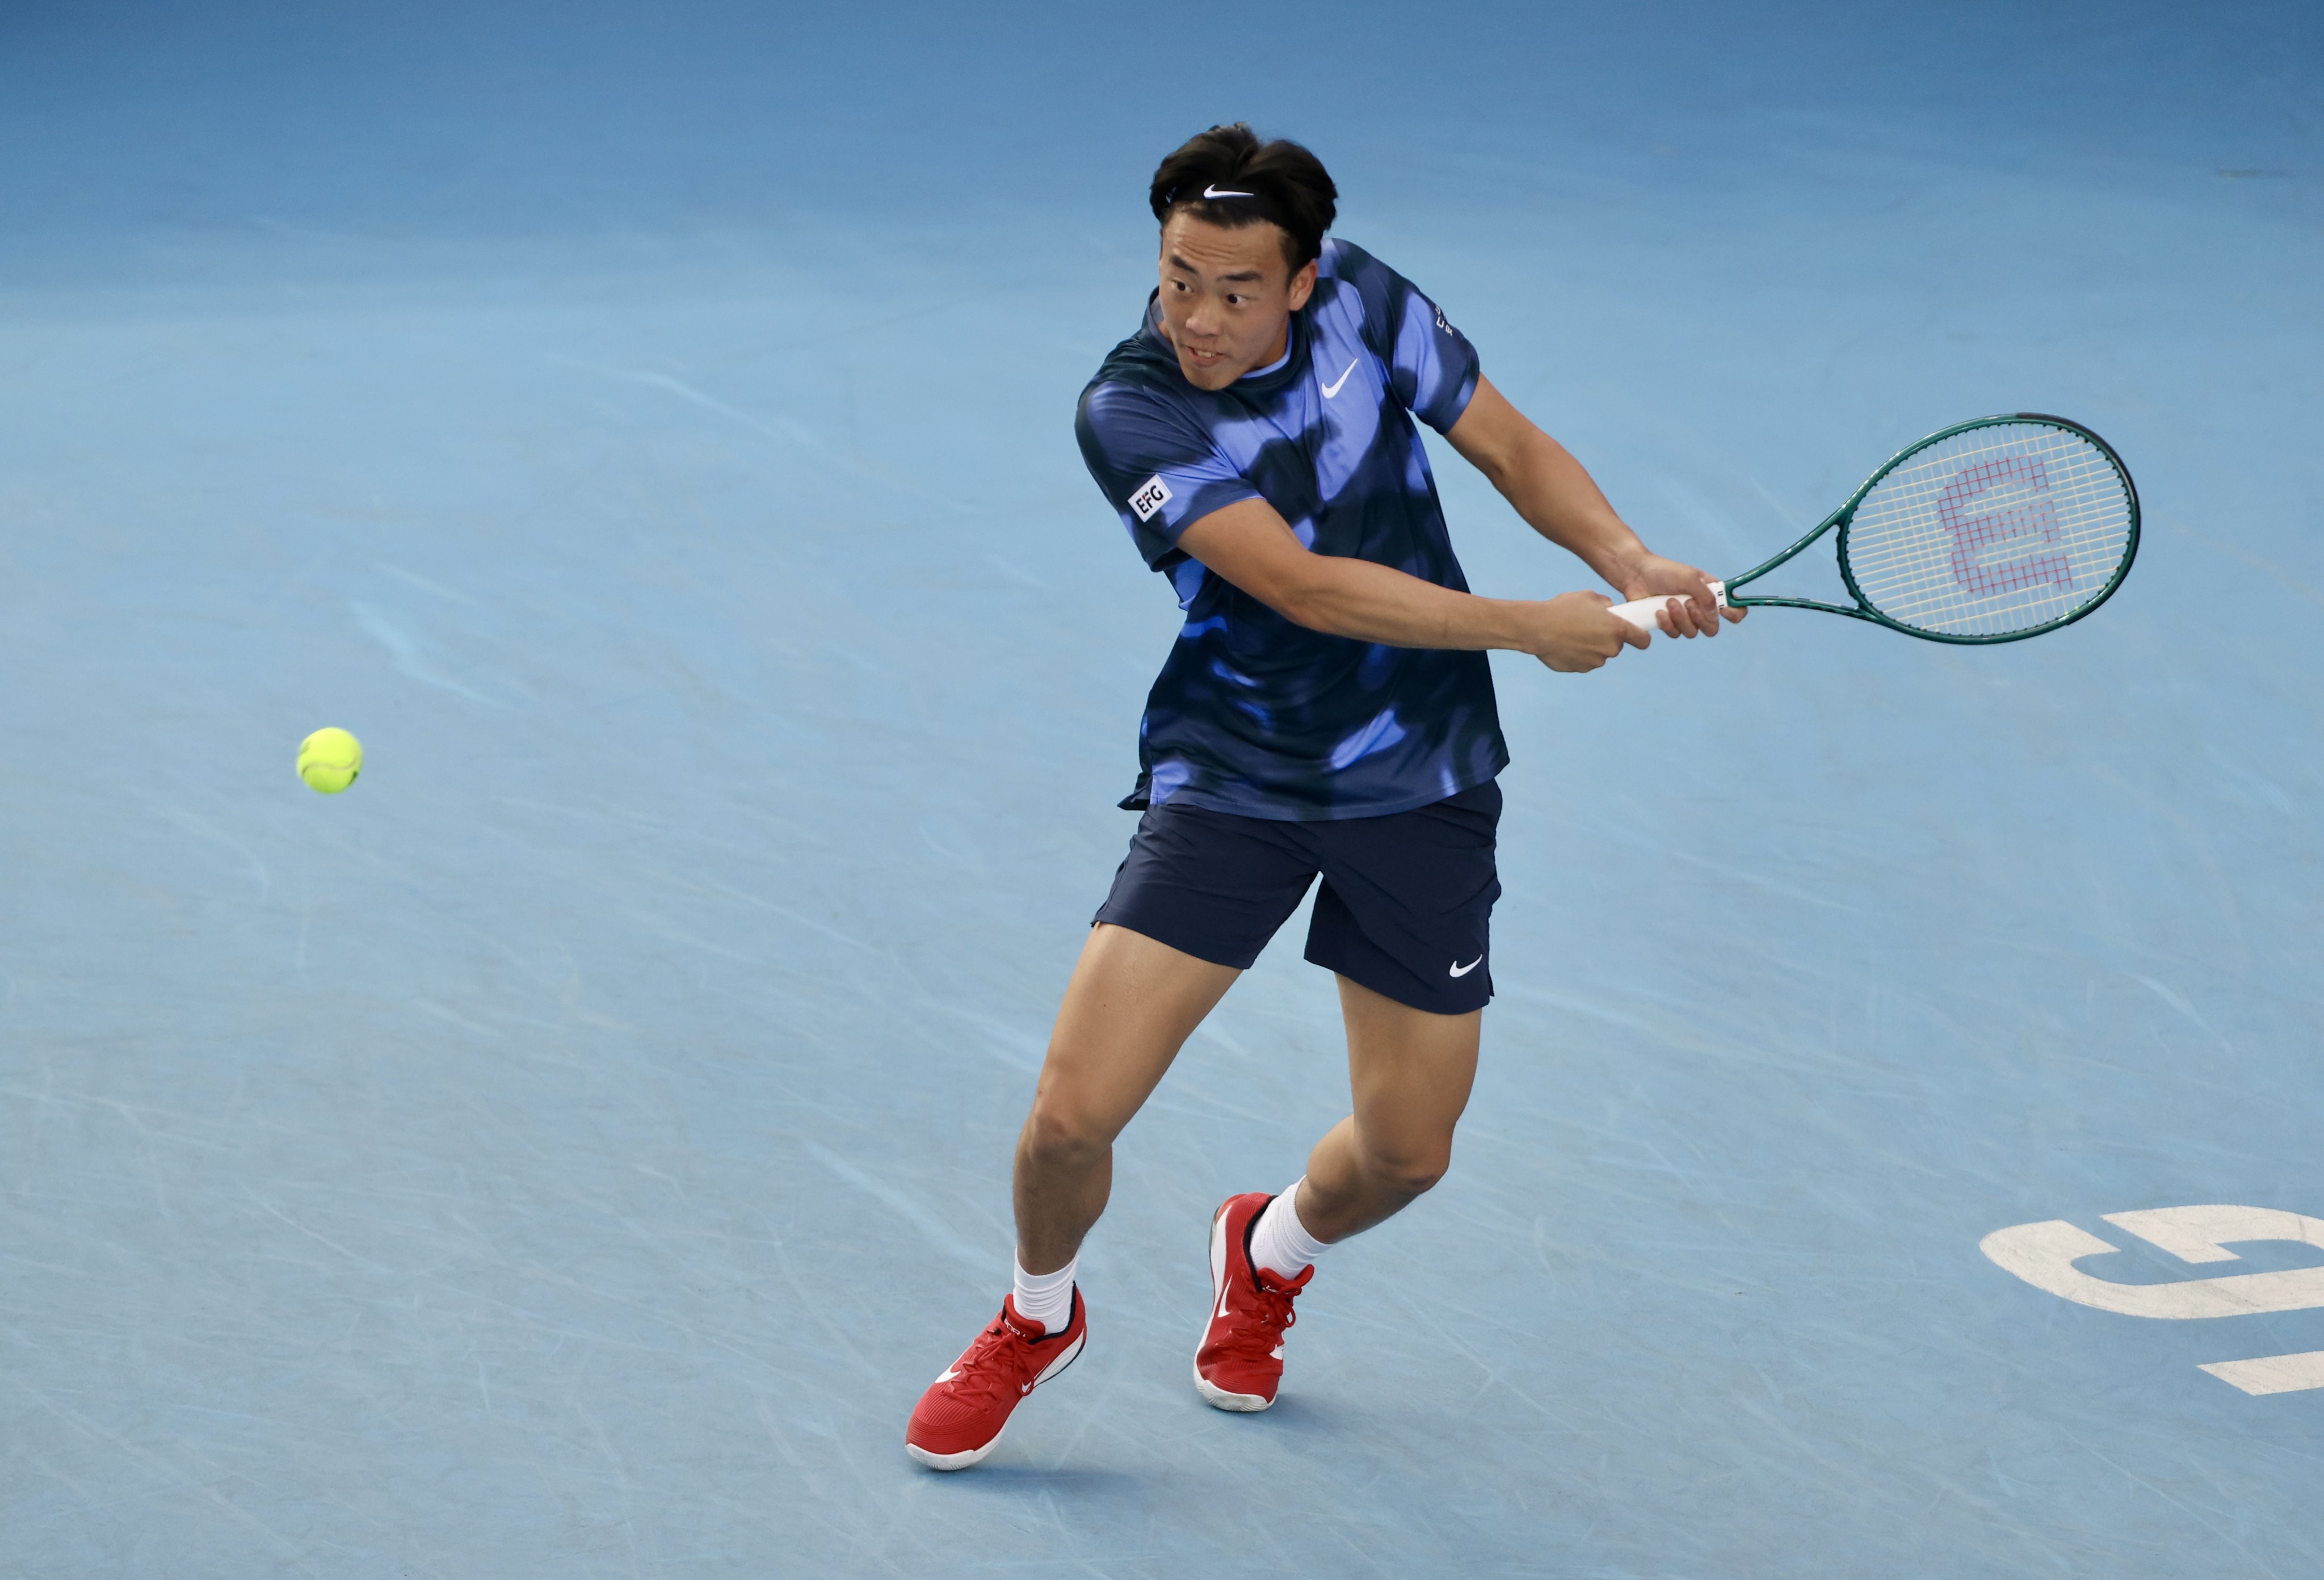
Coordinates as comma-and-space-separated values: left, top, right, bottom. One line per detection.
1688, 578, 1721, 636
1614, 616, 1649, 652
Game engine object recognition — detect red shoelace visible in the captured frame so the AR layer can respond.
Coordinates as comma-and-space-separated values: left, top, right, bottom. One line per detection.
1215, 1275, 1301, 1363
946, 1312, 1045, 1405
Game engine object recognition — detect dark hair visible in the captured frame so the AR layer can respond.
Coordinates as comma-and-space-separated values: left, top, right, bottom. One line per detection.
1149, 123, 1337, 273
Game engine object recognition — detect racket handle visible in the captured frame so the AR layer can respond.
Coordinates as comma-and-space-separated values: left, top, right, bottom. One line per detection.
1608, 580, 1727, 633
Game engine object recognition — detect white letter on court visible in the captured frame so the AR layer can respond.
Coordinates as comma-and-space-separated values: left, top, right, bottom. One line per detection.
1980, 1206, 2324, 1320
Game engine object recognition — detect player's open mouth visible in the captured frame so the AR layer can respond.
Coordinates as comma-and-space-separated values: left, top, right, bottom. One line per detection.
1185, 347, 1224, 364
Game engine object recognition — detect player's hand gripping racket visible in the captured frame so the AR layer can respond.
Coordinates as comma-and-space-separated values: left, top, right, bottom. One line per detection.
1610, 414, 2139, 643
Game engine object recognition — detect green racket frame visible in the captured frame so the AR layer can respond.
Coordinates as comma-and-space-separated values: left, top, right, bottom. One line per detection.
1722, 413, 2142, 644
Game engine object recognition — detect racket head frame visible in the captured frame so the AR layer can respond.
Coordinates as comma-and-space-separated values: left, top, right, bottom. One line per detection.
1724, 413, 2142, 643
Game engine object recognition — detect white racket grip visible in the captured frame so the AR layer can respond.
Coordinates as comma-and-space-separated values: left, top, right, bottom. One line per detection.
1608, 580, 1728, 633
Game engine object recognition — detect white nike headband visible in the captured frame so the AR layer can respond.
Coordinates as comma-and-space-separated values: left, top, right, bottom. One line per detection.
1169, 180, 1292, 233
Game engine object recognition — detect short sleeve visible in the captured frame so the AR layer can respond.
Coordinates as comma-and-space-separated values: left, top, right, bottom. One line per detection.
1075, 380, 1260, 568
1335, 241, 1480, 436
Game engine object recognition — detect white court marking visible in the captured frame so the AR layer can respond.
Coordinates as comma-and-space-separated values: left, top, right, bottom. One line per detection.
2198, 1352, 2324, 1397
1980, 1205, 2324, 1319
1982, 1205, 2324, 1393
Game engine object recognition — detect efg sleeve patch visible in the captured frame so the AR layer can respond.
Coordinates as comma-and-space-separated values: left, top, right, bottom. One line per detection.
1128, 474, 1174, 523
1077, 375, 1259, 569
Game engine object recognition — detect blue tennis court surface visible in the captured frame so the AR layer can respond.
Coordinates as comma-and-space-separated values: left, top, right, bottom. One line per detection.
5, 3, 2320, 1573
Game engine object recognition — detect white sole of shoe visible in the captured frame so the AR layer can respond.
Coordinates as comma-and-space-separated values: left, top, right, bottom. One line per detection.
1192, 1357, 1273, 1413
906, 1435, 1001, 1471
905, 1325, 1087, 1470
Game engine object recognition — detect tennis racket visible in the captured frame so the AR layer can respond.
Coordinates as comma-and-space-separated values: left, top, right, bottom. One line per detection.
1609, 414, 2139, 642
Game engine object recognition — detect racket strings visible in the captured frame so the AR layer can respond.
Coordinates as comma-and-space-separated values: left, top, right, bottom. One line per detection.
1842, 423, 2134, 638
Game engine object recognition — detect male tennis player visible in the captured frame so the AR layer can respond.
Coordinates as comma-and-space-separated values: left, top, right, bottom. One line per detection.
905, 124, 1739, 1469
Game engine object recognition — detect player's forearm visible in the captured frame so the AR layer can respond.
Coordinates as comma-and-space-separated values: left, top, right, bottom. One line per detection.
1476, 428, 1651, 590
1274, 555, 1533, 652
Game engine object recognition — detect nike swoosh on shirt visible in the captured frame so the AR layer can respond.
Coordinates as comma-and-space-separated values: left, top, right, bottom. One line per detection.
1202, 184, 1255, 199
1449, 956, 1484, 977
1320, 358, 1359, 398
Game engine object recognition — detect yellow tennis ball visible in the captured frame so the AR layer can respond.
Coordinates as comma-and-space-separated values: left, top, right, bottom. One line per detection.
297, 727, 363, 794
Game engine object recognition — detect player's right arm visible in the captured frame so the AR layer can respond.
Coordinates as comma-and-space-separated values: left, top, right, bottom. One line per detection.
1078, 369, 1637, 673
1175, 498, 1644, 673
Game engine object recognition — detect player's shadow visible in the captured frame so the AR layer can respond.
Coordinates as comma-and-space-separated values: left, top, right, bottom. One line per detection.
940, 1463, 1145, 1497
1217, 1392, 1340, 1436
929, 1396, 1349, 1494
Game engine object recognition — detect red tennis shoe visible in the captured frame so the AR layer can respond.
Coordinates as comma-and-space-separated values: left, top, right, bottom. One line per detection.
1193, 1192, 1313, 1411
905, 1290, 1086, 1470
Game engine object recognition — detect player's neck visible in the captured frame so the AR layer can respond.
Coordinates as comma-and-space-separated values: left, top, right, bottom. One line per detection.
1245, 321, 1292, 377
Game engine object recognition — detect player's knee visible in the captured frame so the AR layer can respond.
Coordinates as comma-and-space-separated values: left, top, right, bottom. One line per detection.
1389, 1162, 1447, 1197
1019, 1100, 1109, 1170
1365, 1146, 1451, 1198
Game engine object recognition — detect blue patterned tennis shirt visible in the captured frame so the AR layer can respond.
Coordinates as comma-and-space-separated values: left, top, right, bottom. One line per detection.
1075, 238, 1509, 821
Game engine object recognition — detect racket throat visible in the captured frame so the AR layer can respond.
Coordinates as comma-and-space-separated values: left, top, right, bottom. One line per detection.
1723, 508, 1848, 605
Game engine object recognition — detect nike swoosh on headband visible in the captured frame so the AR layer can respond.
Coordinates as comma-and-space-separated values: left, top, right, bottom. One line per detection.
1202, 184, 1256, 199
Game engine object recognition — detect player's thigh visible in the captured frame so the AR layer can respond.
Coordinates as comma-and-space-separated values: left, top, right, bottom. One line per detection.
1336, 973, 1481, 1173
1039, 799, 1318, 1146
1031, 923, 1241, 1149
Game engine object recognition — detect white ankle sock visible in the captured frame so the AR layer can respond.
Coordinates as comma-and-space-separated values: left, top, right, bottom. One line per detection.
1248, 1182, 1330, 1280
1012, 1255, 1077, 1334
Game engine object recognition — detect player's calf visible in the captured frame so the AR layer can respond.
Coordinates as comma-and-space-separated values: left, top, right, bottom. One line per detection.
1298, 1112, 1457, 1242
1361, 1151, 1448, 1200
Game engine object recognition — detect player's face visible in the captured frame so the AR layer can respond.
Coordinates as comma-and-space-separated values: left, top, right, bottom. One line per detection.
1155, 213, 1318, 390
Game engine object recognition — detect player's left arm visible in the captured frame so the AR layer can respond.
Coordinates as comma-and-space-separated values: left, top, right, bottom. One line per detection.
1445, 376, 1743, 637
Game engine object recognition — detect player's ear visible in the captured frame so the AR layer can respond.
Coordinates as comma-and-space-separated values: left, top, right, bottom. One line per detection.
1286, 257, 1318, 312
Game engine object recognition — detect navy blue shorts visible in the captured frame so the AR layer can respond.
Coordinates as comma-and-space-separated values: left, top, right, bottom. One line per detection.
1092, 780, 1502, 1016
